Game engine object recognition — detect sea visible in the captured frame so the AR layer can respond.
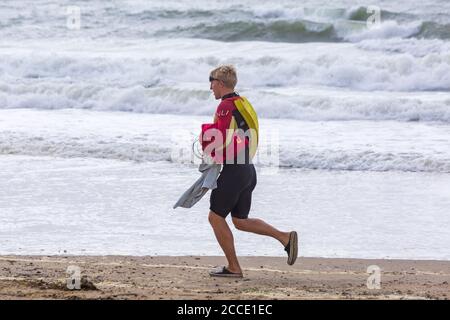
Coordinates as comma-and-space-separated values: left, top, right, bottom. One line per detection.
0, 0, 449, 259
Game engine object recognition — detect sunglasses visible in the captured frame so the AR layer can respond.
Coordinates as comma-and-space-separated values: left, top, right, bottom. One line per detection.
209, 76, 220, 82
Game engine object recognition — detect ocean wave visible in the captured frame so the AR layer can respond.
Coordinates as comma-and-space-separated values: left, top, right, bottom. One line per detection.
1, 128, 449, 173
146, 5, 450, 43
1, 39, 449, 97
2, 82, 450, 122
341, 20, 422, 42
1, 2, 449, 43
418, 21, 450, 40
355, 38, 450, 57
123, 5, 450, 42
157, 20, 340, 43
157, 19, 445, 43
278, 149, 450, 173
1, 106, 449, 173
346, 6, 416, 23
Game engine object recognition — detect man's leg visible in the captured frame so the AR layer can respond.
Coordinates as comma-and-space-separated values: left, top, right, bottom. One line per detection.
232, 217, 291, 247
208, 211, 242, 274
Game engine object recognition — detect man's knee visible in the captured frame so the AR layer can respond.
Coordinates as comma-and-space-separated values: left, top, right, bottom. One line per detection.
208, 211, 224, 224
232, 217, 248, 230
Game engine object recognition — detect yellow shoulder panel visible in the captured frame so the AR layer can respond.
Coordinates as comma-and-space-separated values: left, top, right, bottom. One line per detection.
234, 96, 259, 158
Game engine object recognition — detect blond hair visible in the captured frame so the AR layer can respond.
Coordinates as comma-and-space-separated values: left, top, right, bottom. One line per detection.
210, 65, 237, 89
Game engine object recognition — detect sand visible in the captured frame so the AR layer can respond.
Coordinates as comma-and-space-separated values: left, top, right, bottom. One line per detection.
0, 255, 448, 300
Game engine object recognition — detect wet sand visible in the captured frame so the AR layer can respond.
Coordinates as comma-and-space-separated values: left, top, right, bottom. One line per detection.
0, 255, 448, 300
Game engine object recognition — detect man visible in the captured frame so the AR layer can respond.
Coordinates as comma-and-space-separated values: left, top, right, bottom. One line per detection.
202, 65, 298, 278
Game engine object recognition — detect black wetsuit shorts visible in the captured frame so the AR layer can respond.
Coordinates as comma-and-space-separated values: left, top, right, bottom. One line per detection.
210, 163, 257, 219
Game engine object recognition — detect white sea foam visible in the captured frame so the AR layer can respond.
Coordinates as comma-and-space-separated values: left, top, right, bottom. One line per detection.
1, 109, 449, 173
1, 39, 450, 121
341, 21, 422, 42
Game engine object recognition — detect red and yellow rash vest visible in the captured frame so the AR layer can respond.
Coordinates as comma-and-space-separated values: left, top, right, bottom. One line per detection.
201, 94, 259, 164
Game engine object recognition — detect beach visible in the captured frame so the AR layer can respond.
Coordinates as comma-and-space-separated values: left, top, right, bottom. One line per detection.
0, 255, 448, 300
